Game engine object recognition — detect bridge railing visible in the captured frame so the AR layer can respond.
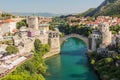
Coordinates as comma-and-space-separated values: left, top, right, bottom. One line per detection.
60, 33, 88, 44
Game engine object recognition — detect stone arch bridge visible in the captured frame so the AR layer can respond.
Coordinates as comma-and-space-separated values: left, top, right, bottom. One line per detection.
60, 34, 89, 49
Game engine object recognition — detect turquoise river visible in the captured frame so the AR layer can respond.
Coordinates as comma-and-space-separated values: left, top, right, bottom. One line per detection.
45, 37, 99, 80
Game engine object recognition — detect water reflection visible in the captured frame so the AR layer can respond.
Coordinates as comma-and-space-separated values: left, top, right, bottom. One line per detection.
46, 38, 99, 80
46, 55, 62, 77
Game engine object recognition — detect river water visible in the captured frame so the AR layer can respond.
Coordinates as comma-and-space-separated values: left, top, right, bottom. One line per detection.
45, 37, 99, 80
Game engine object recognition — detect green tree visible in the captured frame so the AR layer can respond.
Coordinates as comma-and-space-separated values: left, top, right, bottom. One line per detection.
16, 19, 28, 29
44, 44, 50, 52
1, 13, 12, 19
24, 61, 37, 74
91, 59, 95, 65
110, 25, 120, 34
34, 39, 43, 54
6, 45, 19, 55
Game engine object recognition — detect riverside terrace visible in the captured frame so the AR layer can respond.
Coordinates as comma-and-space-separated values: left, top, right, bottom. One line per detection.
0, 52, 33, 78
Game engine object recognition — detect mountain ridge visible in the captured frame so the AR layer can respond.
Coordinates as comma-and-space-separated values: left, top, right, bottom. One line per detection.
11, 12, 61, 17
86, 0, 120, 17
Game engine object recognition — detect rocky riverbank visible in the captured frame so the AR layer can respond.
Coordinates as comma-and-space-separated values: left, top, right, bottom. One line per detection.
43, 48, 60, 58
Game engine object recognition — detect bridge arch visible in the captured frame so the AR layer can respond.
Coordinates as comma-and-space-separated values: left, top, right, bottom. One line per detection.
60, 34, 89, 50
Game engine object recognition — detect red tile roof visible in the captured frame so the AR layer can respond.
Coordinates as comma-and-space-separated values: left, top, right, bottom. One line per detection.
4, 19, 16, 23
12, 29, 18, 33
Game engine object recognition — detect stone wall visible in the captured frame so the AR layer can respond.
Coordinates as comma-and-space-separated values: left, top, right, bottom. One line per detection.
43, 48, 60, 58
43, 33, 60, 58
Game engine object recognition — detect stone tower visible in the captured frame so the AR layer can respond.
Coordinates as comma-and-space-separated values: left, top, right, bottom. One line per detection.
99, 22, 112, 48
43, 30, 60, 58
48, 31, 60, 50
48, 31, 60, 53
89, 30, 102, 51
27, 16, 38, 30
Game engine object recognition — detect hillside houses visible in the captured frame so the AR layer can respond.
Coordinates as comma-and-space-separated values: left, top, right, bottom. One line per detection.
0, 15, 60, 78
67, 16, 120, 29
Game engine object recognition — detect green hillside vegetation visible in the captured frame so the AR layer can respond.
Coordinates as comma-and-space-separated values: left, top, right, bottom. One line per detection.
85, 0, 120, 17
94, 0, 120, 17
76, 8, 95, 17
6, 45, 19, 55
49, 17, 94, 37
58, 23, 93, 37
0, 13, 17, 19
68, 0, 120, 17
89, 52, 120, 80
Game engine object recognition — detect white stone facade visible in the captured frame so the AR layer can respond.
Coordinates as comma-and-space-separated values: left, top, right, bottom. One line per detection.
0, 21, 16, 34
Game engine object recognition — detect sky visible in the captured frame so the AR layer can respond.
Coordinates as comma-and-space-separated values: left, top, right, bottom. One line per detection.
0, 0, 104, 14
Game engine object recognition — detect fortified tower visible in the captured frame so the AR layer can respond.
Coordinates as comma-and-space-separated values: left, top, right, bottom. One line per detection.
43, 31, 60, 58
99, 22, 112, 48
48, 31, 60, 51
27, 16, 38, 30
90, 30, 102, 51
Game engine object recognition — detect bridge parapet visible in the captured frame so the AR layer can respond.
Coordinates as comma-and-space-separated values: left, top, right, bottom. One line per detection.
60, 34, 89, 49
